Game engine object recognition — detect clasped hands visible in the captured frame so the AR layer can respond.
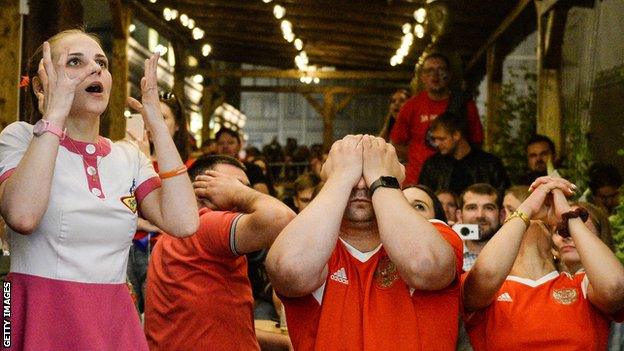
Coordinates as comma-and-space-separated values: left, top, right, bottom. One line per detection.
519, 176, 577, 226
320, 134, 405, 189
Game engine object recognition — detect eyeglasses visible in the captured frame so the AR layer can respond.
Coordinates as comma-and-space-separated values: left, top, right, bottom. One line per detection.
421, 67, 449, 76
159, 91, 175, 101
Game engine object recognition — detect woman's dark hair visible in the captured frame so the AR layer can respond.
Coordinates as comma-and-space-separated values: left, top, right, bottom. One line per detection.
25, 29, 103, 124
403, 184, 447, 222
159, 91, 191, 162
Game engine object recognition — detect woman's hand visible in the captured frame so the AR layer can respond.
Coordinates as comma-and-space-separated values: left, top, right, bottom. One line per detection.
127, 53, 166, 134
519, 176, 576, 220
36, 42, 97, 123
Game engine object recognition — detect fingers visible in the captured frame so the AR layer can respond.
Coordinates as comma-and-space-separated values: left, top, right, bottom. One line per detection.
126, 97, 143, 112
42, 42, 55, 84
55, 47, 69, 80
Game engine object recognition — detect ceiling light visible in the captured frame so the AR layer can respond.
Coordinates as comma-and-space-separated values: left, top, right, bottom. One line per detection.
402, 23, 412, 34
180, 14, 189, 27
149, 0, 157, 3
170, 9, 178, 19
415, 24, 425, 38
192, 27, 204, 40
163, 7, 172, 21
188, 19, 195, 29
128, 24, 136, 33
154, 44, 168, 55
313, 77, 320, 84
280, 20, 292, 34
283, 32, 295, 42
263, 0, 273, 2
188, 55, 198, 67
202, 44, 212, 57
294, 38, 303, 50
414, 8, 427, 23
273, 5, 285, 19
193, 74, 204, 84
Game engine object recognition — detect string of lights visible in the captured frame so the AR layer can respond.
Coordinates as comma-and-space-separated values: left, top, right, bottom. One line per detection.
390, 6, 427, 67
263, 0, 320, 84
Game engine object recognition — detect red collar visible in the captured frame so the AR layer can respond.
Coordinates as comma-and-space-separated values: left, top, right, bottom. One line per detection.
60, 136, 111, 157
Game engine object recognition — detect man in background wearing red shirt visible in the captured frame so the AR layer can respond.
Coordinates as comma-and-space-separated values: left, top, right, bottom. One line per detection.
391, 53, 484, 184
266, 135, 463, 351
145, 155, 295, 350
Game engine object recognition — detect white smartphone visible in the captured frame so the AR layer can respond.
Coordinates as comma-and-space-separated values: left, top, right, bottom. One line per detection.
125, 113, 145, 141
452, 223, 480, 241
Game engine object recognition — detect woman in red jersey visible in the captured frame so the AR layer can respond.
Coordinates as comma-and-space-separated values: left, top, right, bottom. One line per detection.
462, 176, 624, 351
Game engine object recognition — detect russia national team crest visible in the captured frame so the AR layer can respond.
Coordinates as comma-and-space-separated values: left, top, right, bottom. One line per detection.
552, 288, 578, 305
374, 256, 399, 288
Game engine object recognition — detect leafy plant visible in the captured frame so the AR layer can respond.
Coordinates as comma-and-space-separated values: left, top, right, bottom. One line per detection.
610, 144, 624, 264
488, 67, 537, 184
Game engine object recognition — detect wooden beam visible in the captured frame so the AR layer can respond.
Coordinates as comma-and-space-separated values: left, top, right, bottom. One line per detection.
485, 43, 505, 151
535, 1, 568, 155
219, 85, 396, 94
191, 69, 413, 81
0, 0, 22, 128
201, 84, 225, 144
108, 0, 131, 141
128, 0, 191, 49
466, 0, 532, 72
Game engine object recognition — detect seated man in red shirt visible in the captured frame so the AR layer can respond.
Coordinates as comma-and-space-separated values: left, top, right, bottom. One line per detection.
144, 155, 295, 351
266, 135, 463, 351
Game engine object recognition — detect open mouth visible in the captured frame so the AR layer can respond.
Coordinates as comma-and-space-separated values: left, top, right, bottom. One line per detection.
85, 82, 103, 93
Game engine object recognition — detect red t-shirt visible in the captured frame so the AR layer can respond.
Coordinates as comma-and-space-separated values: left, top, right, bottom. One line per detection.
282, 220, 463, 351
144, 208, 259, 351
465, 271, 624, 351
390, 91, 484, 184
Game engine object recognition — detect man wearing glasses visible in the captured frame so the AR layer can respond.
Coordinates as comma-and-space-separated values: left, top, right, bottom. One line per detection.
390, 53, 484, 185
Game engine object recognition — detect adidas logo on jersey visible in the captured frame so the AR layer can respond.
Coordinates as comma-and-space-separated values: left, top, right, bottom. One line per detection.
330, 267, 349, 285
497, 292, 513, 302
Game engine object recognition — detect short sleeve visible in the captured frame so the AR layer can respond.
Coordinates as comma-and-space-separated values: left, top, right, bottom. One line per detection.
390, 100, 412, 145
465, 100, 483, 144
116, 140, 161, 203
195, 209, 243, 258
0, 122, 33, 184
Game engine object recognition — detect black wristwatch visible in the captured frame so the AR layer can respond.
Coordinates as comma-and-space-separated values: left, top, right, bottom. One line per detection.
368, 176, 400, 197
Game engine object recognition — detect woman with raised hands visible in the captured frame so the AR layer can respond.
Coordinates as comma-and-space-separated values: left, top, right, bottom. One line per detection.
0, 29, 198, 350
462, 176, 624, 351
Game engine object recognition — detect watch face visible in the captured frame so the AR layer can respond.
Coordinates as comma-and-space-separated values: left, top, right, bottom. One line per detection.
380, 176, 400, 188
33, 119, 46, 136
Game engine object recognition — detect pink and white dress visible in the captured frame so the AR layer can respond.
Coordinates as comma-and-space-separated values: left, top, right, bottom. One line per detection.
0, 122, 161, 351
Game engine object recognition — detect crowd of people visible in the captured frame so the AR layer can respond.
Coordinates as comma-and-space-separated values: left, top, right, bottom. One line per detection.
0, 28, 622, 351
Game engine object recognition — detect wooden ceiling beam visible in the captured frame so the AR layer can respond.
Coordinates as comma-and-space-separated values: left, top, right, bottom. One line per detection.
465, 0, 533, 72
189, 69, 413, 81
220, 85, 398, 94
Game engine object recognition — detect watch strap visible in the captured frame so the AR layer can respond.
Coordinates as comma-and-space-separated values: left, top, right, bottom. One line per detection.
34, 119, 66, 140
368, 176, 400, 197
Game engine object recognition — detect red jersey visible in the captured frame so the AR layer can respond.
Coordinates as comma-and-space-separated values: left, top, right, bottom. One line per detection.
390, 91, 483, 184
465, 271, 624, 351
144, 208, 259, 351
282, 220, 463, 351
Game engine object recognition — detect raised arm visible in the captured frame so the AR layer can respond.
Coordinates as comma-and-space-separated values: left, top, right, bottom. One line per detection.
129, 54, 198, 237
551, 190, 624, 315
463, 177, 575, 312
362, 136, 456, 290
0, 43, 95, 234
266, 135, 363, 297
193, 170, 295, 254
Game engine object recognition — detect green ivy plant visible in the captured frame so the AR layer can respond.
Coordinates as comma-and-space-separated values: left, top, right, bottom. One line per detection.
610, 146, 624, 264
488, 67, 537, 184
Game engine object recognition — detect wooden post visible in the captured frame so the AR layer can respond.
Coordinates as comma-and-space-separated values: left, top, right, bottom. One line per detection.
0, 0, 22, 129
108, 0, 131, 140
485, 43, 504, 151
172, 41, 187, 113
304, 87, 354, 151
535, 0, 568, 155
201, 84, 225, 144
